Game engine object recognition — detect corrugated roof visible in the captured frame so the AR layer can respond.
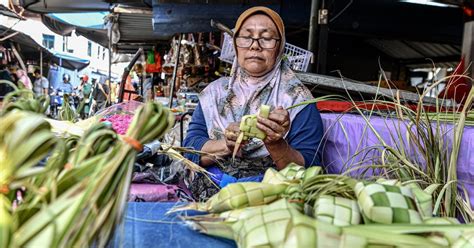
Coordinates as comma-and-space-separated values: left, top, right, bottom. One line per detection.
117, 12, 170, 42
367, 38, 461, 68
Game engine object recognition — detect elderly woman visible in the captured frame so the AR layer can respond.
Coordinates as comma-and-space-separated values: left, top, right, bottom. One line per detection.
184, 6, 323, 200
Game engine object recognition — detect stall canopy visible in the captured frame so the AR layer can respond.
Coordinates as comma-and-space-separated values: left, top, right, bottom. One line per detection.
0, 24, 90, 70
0, 4, 25, 19
41, 13, 109, 48
19, 0, 112, 13
19, 0, 152, 13
18, 0, 467, 70
50, 51, 90, 71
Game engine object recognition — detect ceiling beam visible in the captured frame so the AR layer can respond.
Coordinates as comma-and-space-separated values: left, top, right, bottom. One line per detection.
399, 55, 460, 64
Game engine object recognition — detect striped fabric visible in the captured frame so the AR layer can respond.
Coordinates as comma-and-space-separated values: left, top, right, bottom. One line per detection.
313, 195, 361, 226
354, 182, 422, 224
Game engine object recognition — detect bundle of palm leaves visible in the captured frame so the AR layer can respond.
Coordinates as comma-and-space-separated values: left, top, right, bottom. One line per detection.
0, 102, 176, 247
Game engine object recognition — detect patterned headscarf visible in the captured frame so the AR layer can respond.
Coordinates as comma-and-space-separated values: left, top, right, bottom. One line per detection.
199, 6, 313, 158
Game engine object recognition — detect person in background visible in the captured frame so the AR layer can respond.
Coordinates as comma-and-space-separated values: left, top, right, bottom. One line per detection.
15, 69, 33, 90
144, 74, 154, 101
33, 69, 49, 96
77, 75, 92, 99
8, 66, 18, 83
77, 75, 93, 118
0, 64, 15, 101
93, 78, 110, 112
57, 73, 73, 94
110, 80, 118, 103
183, 6, 323, 200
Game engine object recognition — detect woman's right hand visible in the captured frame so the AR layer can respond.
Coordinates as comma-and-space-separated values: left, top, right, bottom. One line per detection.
224, 122, 242, 155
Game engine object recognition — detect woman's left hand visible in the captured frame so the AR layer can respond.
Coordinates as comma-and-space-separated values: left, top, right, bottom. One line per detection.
256, 106, 290, 145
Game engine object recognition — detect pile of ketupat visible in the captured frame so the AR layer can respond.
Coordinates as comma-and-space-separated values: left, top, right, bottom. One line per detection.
0, 94, 176, 247
173, 163, 474, 247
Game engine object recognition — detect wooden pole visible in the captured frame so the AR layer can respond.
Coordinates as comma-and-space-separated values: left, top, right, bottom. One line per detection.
10, 42, 26, 72
168, 34, 182, 108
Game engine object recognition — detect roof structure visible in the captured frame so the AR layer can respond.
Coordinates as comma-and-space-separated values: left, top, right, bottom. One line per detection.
0, 24, 90, 70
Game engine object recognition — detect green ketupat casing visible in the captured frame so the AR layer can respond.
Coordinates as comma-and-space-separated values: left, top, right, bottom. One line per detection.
239, 104, 271, 141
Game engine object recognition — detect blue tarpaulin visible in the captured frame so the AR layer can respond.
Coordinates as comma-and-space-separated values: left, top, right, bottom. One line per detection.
111, 202, 236, 248
51, 50, 90, 71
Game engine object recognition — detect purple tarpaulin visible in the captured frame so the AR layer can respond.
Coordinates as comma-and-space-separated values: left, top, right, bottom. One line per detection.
320, 113, 474, 209
128, 113, 474, 209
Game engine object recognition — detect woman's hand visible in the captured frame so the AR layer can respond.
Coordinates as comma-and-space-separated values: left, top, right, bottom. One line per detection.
256, 106, 290, 145
223, 122, 242, 155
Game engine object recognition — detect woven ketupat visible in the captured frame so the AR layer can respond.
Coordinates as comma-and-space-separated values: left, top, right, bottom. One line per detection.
313, 195, 361, 226
239, 105, 270, 141
279, 163, 306, 180
240, 115, 266, 140
206, 182, 287, 213
354, 182, 422, 224
452, 231, 474, 248
407, 183, 433, 218
231, 199, 317, 247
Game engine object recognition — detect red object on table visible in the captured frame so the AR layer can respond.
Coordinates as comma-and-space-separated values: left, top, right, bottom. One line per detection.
438, 57, 472, 104
316, 101, 439, 113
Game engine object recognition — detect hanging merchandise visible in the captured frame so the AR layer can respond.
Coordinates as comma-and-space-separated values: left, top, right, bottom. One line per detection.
146, 50, 155, 65
146, 49, 162, 73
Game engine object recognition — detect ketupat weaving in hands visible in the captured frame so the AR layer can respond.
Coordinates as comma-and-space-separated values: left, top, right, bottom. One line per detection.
183, 7, 324, 201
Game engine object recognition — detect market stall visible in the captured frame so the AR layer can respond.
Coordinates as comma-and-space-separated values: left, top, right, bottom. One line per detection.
1, 1, 473, 247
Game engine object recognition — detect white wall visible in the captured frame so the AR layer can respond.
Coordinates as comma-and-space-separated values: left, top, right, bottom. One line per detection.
1, 12, 124, 80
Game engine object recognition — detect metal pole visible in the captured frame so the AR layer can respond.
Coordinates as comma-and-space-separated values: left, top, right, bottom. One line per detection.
108, 22, 113, 104
307, 0, 320, 73
118, 48, 143, 103
40, 49, 43, 76
168, 34, 182, 108
150, 73, 155, 101
461, 21, 474, 79
140, 49, 145, 97
317, 8, 329, 74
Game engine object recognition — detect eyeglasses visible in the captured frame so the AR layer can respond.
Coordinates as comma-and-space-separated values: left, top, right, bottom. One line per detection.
235, 36, 280, 49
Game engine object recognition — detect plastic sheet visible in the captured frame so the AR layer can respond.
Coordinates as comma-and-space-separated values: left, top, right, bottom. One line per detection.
320, 113, 474, 208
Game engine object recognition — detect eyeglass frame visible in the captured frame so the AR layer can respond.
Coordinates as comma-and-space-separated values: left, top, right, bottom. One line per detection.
235, 36, 281, 49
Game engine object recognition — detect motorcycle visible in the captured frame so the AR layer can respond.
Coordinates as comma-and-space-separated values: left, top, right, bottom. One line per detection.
49, 90, 77, 120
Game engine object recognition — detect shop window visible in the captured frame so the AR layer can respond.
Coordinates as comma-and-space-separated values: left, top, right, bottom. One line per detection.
87, 41, 92, 57
42, 34, 55, 49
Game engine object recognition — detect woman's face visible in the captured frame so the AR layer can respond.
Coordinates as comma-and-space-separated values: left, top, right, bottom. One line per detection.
236, 14, 280, 77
